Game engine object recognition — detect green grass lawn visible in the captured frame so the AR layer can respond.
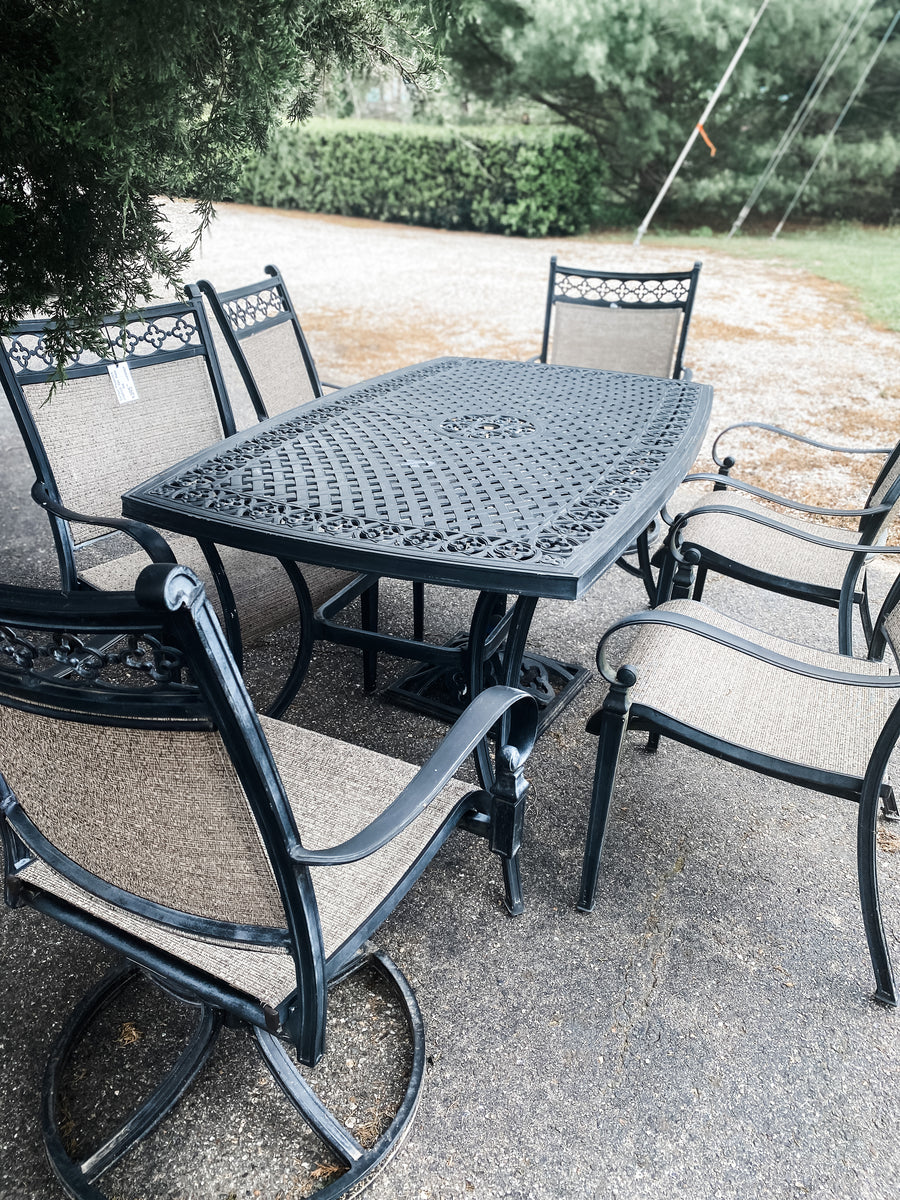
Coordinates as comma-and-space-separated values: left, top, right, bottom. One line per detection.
591, 224, 900, 332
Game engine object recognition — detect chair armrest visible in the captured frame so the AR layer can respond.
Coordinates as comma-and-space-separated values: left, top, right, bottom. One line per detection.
31, 481, 178, 563
711, 421, 891, 469
676, 472, 881, 519
669, 501, 897, 556
289, 686, 537, 866
595, 607, 900, 691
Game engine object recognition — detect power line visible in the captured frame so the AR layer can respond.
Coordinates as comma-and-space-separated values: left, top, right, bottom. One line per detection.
771, 5, 900, 238
727, 0, 877, 238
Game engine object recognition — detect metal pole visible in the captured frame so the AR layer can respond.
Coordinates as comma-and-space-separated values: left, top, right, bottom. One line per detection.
633, 0, 771, 247
771, 6, 900, 239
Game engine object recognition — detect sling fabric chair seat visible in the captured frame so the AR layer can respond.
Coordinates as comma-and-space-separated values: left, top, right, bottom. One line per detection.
578, 589, 900, 1007
670, 491, 864, 590
609, 598, 894, 770
0, 565, 537, 1200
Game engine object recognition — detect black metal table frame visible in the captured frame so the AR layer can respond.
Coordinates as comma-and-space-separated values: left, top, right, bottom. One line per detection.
123, 357, 712, 790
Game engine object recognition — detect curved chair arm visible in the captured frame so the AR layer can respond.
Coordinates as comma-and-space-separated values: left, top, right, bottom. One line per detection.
674, 472, 883, 519
595, 607, 900, 691
289, 686, 538, 866
31, 481, 177, 564
711, 421, 892, 469
667, 501, 899, 559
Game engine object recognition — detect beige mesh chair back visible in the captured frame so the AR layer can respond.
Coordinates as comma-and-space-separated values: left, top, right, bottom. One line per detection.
539, 259, 702, 379
0, 563, 536, 1199
0, 296, 355, 717
196, 266, 325, 421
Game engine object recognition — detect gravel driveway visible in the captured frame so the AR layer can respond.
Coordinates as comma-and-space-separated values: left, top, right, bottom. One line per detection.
174, 199, 900, 508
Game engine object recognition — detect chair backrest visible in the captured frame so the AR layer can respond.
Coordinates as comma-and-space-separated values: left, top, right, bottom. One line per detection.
0, 297, 236, 584
195, 266, 323, 421
540, 258, 702, 379
0, 565, 326, 1062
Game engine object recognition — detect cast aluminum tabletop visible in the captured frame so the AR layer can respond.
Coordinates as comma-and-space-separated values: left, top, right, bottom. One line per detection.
123, 356, 712, 602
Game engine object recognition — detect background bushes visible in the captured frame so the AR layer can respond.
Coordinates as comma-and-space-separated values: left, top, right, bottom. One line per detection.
234, 119, 619, 237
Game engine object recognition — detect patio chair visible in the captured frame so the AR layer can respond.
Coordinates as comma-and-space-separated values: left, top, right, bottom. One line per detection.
537, 258, 702, 601
578, 576, 900, 1005
0, 295, 364, 716
0, 563, 537, 1199
656, 423, 900, 656
197, 265, 424, 686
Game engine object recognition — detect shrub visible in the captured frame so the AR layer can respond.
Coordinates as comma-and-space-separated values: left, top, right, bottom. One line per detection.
234, 119, 614, 237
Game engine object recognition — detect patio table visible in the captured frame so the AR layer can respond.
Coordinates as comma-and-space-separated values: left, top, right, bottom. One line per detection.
123, 355, 711, 788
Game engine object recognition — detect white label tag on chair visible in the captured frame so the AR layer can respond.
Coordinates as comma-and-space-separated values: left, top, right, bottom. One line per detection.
107, 362, 139, 405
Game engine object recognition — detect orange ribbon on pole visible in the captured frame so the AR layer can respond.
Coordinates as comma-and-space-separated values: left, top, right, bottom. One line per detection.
696, 124, 717, 156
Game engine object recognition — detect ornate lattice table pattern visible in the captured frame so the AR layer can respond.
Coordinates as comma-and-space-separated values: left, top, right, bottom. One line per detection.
124, 358, 711, 601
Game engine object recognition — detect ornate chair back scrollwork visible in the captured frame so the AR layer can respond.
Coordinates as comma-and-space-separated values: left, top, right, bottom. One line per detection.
0, 296, 358, 716
0, 565, 537, 1200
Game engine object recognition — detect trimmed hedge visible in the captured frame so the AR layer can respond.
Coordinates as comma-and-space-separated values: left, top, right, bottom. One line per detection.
234, 119, 615, 237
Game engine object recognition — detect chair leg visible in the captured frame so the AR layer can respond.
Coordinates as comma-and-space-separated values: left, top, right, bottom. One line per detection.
412, 580, 425, 642
670, 552, 698, 601
881, 783, 899, 821
254, 949, 425, 1198
578, 681, 633, 912
645, 731, 661, 753
42, 961, 223, 1199
654, 545, 677, 605
692, 565, 708, 602
501, 853, 524, 917
361, 580, 379, 693
857, 779, 897, 1006
635, 526, 657, 605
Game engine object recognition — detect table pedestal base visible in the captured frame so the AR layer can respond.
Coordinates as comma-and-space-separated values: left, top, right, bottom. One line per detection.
383, 631, 591, 735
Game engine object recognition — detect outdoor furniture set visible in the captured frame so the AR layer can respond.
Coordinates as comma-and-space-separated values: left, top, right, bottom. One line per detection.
2, 257, 899, 1200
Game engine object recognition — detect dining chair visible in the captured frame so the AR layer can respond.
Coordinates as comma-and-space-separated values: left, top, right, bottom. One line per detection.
578, 573, 900, 1006
538, 258, 702, 381
537, 258, 702, 601
0, 562, 537, 1199
656, 422, 900, 656
0, 294, 364, 716
198, 265, 424, 688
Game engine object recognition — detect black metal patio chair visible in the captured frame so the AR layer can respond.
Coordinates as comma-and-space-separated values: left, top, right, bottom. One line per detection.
578, 571, 900, 1006
537, 258, 702, 601
0, 295, 365, 716
537, 258, 702, 381
0, 563, 537, 1199
656, 422, 900, 656
197, 265, 425, 689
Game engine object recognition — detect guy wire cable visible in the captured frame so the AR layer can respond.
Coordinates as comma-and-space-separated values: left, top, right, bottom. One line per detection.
727, 0, 876, 237
771, 4, 900, 238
